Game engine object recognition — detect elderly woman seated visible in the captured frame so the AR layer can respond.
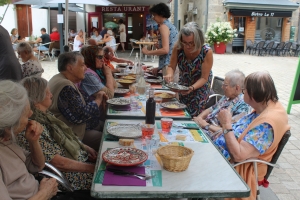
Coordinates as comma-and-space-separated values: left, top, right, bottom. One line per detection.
17, 76, 97, 190
79, 45, 116, 99
0, 80, 58, 199
193, 69, 251, 141
17, 42, 44, 78
213, 71, 290, 200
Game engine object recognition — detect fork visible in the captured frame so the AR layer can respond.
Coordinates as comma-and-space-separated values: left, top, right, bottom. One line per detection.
114, 172, 155, 180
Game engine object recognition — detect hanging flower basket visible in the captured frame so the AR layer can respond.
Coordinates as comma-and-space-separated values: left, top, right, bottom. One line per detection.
205, 21, 237, 54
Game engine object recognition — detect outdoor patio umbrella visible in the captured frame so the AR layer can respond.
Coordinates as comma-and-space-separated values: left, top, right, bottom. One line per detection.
31, 3, 86, 12
105, 21, 118, 29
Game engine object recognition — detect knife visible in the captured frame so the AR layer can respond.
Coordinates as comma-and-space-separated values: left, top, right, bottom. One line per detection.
106, 168, 147, 177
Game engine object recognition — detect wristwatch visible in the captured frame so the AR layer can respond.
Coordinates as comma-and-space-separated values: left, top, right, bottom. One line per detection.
204, 124, 211, 131
223, 129, 233, 135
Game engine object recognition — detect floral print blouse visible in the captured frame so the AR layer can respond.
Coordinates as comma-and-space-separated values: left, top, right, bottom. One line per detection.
214, 112, 274, 160
21, 59, 44, 78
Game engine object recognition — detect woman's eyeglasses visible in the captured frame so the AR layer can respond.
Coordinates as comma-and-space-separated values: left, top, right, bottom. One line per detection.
181, 41, 195, 47
96, 55, 104, 60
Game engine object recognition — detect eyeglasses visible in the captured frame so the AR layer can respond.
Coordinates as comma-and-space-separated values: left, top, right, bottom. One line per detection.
96, 55, 104, 60
181, 41, 195, 47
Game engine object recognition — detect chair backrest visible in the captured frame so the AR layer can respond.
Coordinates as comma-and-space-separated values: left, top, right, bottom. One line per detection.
246, 39, 253, 47
129, 38, 139, 48
256, 41, 265, 48
276, 42, 285, 49
265, 130, 291, 179
211, 76, 225, 96
265, 41, 274, 49
284, 42, 292, 50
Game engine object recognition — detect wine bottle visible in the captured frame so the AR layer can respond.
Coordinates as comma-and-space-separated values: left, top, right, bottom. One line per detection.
146, 89, 156, 124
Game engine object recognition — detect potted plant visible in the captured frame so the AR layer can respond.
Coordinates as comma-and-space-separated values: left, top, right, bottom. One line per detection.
205, 21, 237, 54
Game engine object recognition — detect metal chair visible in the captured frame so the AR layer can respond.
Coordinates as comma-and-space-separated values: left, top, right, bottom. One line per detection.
271, 42, 285, 56
252, 41, 265, 56
39, 162, 73, 192
291, 43, 300, 57
281, 42, 293, 56
244, 39, 254, 55
129, 38, 139, 57
233, 130, 291, 200
262, 41, 274, 56
205, 76, 225, 109
38, 42, 52, 61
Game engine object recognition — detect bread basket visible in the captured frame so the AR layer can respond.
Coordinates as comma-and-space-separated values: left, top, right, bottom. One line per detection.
156, 145, 194, 172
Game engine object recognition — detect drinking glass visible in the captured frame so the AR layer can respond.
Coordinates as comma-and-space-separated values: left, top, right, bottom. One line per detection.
141, 124, 155, 139
161, 118, 173, 134
154, 96, 162, 111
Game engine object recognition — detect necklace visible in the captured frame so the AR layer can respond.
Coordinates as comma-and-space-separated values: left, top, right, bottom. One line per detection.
0, 141, 26, 163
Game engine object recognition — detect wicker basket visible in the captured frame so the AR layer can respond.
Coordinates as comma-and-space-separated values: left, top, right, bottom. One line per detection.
156, 145, 194, 172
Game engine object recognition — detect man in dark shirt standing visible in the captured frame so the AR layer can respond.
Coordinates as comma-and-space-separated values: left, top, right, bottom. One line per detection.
33, 28, 51, 60
0, 25, 22, 81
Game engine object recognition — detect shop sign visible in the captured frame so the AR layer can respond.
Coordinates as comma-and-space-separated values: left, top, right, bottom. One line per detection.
230, 9, 292, 17
100, 6, 148, 12
251, 12, 275, 17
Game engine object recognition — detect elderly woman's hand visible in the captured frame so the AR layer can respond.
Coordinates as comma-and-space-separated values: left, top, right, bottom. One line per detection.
25, 120, 43, 143
38, 178, 58, 199
193, 116, 207, 128
85, 145, 98, 162
103, 64, 112, 76
151, 68, 160, 76
217, 109, 233, 128
163, 74, 173, 83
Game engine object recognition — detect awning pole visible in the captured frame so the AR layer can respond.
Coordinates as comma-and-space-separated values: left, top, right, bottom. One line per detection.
64, 0, 69, 45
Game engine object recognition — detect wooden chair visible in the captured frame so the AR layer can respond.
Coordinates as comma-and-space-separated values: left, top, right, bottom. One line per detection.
233, 130, 291, 200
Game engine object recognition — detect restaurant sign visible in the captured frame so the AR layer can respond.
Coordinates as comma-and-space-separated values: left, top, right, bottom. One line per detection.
98, 6, 149, 12
230, 9, 292, 17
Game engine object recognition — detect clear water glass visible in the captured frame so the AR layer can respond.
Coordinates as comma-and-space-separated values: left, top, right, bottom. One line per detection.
130, 96, 138, 111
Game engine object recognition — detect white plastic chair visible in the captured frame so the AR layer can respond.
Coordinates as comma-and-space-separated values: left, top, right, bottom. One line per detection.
129, 39, 139, 57
37, 42, 52, 61
109, 43, 120, 57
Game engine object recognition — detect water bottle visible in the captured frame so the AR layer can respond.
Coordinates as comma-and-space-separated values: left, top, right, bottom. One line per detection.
151, 132, 160, 152
135, 53, 142, 82
130, 96, 138, 112
145, 89, 156, 124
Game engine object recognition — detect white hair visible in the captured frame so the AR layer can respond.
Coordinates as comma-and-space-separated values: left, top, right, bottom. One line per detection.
0, 80, 28, 139
225, 69, 245, 88
107, 30, 113, 36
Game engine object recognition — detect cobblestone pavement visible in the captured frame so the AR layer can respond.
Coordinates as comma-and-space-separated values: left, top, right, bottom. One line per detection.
40, 51, 300, 200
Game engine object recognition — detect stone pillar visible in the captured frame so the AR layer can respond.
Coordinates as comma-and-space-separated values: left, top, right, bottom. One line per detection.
281, 17, 291, 42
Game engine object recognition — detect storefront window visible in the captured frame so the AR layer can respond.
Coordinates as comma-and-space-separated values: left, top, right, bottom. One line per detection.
256, 17, 282, 41
233, 17, 246, 38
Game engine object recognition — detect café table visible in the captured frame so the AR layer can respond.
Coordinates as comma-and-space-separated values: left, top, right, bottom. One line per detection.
91, 119, 250, 199
135, 41, 156, 62
106, 95, 191, 120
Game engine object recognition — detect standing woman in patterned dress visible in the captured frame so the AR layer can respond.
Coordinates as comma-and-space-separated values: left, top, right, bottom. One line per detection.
164, 22, 213, 117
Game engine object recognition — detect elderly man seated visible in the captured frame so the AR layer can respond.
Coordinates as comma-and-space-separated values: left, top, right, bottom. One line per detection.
48, 52, 107, 150
193, 69, 251, 141
103, 46, 134, 73
212, 71, 290, 200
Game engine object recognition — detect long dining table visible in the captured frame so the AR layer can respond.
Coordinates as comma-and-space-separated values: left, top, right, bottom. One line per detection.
91, 119, 250, 199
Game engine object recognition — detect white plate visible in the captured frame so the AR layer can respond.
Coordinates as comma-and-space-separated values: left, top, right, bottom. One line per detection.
165, 83, 189, 91
106, 98, 130, 106
154, 90, 176, 99
161, 102, 187, 110
146, 78, 163, 83
107, 124, 142, 138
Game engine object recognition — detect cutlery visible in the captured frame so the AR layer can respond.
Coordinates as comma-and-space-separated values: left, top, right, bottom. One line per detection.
113, 172, 155, 180
107, 168, 149, 177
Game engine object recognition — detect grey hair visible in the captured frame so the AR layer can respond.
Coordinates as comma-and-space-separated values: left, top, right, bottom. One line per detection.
57, 52, 83, 72
225, 69, 245, 88
17, 42, 33, 54
0, 80, 29, 139
176, 22, 205, 53
20, 77, 48, 108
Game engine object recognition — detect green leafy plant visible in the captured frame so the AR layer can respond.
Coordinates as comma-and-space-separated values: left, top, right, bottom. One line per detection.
205, 21, 237, 45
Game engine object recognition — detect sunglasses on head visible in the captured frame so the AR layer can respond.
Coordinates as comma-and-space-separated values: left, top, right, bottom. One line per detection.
96, 55, 104, 59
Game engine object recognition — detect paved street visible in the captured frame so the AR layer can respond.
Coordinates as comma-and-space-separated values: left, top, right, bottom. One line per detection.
41, 51, 300, 200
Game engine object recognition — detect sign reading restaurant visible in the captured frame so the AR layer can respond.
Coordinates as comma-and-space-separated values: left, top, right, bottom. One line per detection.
100, 6, 149, 12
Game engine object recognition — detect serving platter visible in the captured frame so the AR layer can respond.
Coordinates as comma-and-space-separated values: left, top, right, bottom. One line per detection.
107, 124, 142, 138
107, 98, 131, 106
161, 102, 187, 110
145, 78, 163, 83
165, 82, 189, 91
114, 88, 130, 95
102, 147, 148, 166
154, 90, 176, 99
